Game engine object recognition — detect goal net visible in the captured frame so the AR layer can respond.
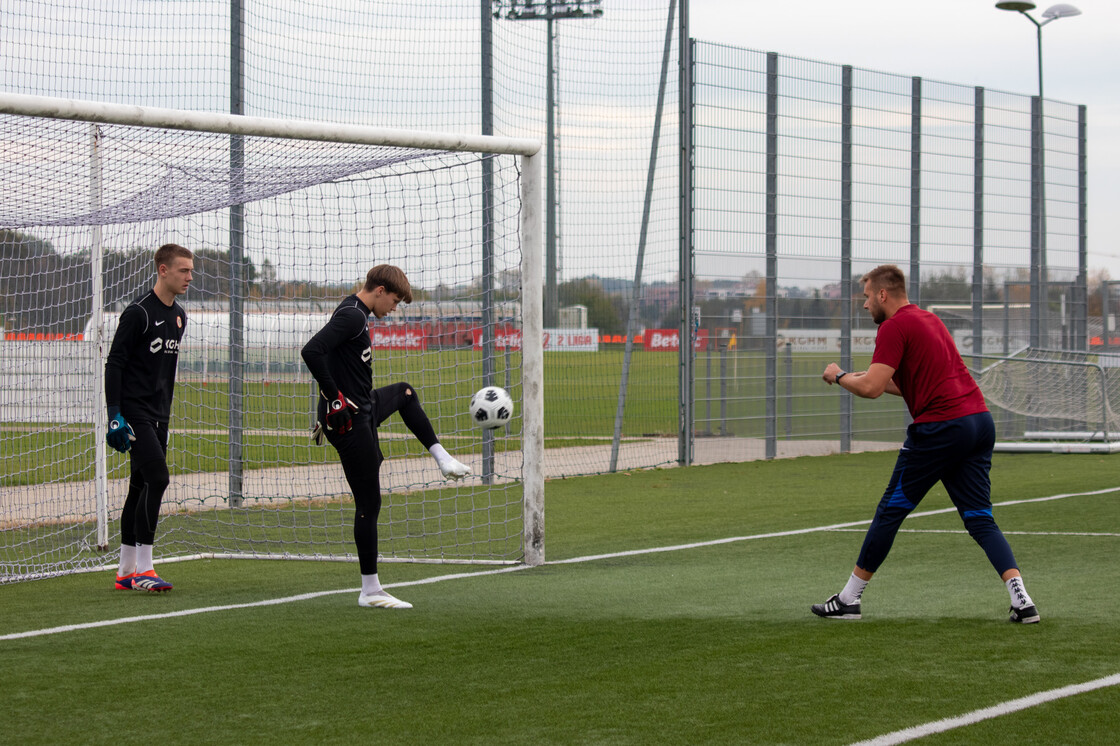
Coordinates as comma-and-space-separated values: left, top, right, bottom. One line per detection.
0, 94, 543, 583
970, 348, 1120, 453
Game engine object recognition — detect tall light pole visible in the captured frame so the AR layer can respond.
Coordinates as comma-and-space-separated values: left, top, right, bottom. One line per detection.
995, 3, 1080, 102
494, 1, 603, 328
995, 2, 1081, 347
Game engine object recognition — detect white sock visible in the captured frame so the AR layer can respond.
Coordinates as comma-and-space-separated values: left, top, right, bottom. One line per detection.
361, 573, 383, 596
1006, 576, 1034, 609
430, 443, 453, 468
118, 544, 137, 577
838, 573, 869, 606
430, 443, 470, 479
136, 544, 154, 574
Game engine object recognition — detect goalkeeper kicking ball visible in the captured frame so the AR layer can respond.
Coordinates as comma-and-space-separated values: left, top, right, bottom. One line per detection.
470, 386, 514, 429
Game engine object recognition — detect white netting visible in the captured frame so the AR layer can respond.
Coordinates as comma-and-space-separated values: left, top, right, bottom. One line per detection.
2, 1, 686, 479
0, 115, 434, 228
0, 110, 527, 581
972, 349, 1120, 447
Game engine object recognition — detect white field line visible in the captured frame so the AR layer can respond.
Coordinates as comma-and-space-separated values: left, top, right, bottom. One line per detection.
849, 674, 1120, 746
831, 529, 1120, 537
3, 485, 1118, 642
0, 566, 531, 641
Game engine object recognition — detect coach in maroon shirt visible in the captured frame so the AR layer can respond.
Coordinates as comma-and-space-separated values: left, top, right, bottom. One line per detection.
810, 264, 1039, 624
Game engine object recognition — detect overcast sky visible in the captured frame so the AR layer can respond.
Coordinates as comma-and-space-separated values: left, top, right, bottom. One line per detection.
690, 0, 1120, 278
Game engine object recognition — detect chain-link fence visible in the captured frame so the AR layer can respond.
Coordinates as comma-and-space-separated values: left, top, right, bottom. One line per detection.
0, 1, 1090, 483
689, 41, 1088, 462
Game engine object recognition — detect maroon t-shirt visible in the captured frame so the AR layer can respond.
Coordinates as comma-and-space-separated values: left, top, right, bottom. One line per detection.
871, 304, 988, 423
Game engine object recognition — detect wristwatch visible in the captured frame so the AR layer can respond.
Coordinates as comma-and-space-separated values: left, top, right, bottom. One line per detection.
835, 372, 847, 384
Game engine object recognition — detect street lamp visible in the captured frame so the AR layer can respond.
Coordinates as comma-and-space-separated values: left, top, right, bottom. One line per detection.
494, 1, 604, 329
994, 2, 1081, 347
995, 2, 1081, 101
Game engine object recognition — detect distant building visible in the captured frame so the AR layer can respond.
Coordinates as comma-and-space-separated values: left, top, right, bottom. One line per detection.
559, 304, 588, 329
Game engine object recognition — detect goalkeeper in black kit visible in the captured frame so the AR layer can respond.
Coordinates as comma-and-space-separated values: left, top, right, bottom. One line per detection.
104, 243, 193, 592
301, 264, 470, 609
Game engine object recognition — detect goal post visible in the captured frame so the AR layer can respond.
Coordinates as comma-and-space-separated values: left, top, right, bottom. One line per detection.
0, 93, 543, 581
970, 348, 1120, 454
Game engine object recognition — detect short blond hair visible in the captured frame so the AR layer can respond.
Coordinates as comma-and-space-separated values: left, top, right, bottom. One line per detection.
861, 264, 907, 297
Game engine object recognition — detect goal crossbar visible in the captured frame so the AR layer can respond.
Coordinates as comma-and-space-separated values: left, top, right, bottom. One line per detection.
0, 92, 541, 157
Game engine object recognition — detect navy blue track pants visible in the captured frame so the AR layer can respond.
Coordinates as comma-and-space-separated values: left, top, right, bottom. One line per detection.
856, 411, 1019, 576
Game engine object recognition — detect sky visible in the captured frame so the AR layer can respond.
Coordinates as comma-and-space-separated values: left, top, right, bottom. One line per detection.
3, 0, 1114, 287
689, 0, 1120, 279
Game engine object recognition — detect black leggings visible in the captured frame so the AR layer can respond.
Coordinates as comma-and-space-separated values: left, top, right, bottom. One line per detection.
374, 382, 438, 447
323, 382, 439, 574
120, 420, 170, 546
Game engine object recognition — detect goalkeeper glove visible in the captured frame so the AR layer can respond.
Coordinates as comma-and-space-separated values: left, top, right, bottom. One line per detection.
325, 390, 358, 435
106, 408, 136, 453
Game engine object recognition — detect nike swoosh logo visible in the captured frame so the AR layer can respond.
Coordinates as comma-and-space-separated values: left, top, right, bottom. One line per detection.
154, 320, 165, 326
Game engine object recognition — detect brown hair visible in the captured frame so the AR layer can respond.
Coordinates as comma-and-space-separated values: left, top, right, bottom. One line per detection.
364, 264, 413, 303
154, 243, 193, 270
861, 264, 907, 297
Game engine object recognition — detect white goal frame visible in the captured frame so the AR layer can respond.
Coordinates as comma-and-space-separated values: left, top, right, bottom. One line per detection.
0, 92, 546, 567
970, 349, 1120, 455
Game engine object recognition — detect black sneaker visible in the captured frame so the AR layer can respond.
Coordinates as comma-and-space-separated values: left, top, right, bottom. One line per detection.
811, 593, 861, 620
1009, 604, 1040, 624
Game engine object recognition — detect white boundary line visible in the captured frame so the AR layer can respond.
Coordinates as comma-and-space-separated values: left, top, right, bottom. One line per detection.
3, 485, 1119, 643
849, 674, 1120, 746
830, 529, 1120, 537
0, 566, 531, 641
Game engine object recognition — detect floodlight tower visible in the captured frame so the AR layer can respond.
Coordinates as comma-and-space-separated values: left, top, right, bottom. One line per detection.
995, 2, 1081, 347
494, 1, 604, 328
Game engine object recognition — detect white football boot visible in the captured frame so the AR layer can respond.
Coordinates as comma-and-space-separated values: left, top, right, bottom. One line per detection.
358, 591, 413, 610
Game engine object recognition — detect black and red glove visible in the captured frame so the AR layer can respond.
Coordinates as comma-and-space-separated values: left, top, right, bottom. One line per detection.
325, 390, 359, 435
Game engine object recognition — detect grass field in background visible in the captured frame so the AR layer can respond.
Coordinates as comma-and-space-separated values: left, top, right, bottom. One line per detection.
2, 451, 1118, 744
178, 348, 683, 437
3, 349, 907, 486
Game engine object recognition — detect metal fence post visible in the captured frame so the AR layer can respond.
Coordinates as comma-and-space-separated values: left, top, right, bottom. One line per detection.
678, 10, 694, 466
228, 0, 245, 508
840, 64, 853, 454
1077, 104, 1088, 351
910, 76, 922, 308
973, 86, 985, 364
1030, 95, 1042, 347
784, 341, 793, 439
765, 51, 778, 460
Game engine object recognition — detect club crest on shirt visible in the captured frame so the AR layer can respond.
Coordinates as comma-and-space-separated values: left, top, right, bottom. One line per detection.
176, 316, 183, 329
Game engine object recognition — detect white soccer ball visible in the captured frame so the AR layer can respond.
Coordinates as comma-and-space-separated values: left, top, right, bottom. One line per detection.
470, 386, 514, 429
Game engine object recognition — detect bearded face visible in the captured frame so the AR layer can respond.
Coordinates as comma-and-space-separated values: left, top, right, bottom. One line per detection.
863, 283, 887, 325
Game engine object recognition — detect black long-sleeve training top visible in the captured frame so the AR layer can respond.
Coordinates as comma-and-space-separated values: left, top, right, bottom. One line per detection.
300, 294, 375, 415
104, 291, 187, 424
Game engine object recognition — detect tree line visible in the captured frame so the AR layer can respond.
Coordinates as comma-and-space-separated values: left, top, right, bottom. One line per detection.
5, 228, 1108, 337
0, 229, 258, 335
